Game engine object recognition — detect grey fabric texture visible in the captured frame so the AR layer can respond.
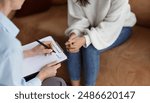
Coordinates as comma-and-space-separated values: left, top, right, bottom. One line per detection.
42, 77, 67, 86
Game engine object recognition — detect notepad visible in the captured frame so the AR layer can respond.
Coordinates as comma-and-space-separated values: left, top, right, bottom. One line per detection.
22, 36, 67, 77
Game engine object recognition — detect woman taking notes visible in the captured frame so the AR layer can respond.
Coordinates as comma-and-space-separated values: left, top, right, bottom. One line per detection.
65, 0, 136, 86
0, 0, 66, 86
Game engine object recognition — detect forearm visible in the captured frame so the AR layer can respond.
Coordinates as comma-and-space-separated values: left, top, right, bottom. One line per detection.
65, 0, 90, 36
82, 0, 129, 50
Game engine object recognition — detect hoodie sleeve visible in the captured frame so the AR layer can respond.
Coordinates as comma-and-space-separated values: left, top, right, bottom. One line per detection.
84, 0, 132, 50
65, 0, 90, 36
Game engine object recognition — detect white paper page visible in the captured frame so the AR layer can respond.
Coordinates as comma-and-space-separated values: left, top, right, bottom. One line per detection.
22, 36, 67, 77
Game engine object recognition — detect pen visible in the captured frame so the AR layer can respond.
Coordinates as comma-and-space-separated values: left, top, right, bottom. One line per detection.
36, 40, 56, 53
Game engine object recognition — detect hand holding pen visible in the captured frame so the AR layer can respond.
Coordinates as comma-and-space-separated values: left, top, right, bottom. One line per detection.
36, 40, 56, 53
24, 41, 54, 58
31, 40, 56, 57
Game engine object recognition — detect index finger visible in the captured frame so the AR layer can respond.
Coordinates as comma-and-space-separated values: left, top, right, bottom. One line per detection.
69, 33, 77, 41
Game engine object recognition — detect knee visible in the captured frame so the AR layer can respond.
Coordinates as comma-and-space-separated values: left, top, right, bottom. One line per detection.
82, 44, 99, 55
42, 77, 67, 86
54, 77, 67, 86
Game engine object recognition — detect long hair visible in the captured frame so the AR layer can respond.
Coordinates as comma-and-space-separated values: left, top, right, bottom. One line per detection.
76, 0, 90, 6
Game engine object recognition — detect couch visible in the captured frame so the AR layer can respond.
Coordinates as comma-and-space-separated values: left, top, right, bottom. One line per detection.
12, 0, 150, 85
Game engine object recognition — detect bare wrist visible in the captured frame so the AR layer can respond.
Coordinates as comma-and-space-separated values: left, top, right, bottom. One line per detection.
81, 36, 86, 46
37, 72, 45, 81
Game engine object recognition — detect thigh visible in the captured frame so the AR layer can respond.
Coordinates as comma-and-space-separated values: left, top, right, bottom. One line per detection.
110, 27, 132, 48
100, 27, 132, 53
42, 77, 67, 86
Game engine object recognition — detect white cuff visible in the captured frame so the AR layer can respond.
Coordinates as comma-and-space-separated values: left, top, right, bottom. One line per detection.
70, 29, 81, 37
27, 77, 42, 86
83, 35, 91, 48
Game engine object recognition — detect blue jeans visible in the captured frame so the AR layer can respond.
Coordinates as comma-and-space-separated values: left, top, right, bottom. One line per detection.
66, 27, 132, 86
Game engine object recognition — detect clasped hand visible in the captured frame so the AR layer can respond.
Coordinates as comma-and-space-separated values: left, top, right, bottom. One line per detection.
65, 33, 86, 53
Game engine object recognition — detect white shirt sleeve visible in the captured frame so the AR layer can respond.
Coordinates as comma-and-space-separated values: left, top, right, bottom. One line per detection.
22, 77, 42, 86
84, 0, 130, 50
65, 0, 90, 37
0, 36, 42, 86
1, 49, 42, 86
